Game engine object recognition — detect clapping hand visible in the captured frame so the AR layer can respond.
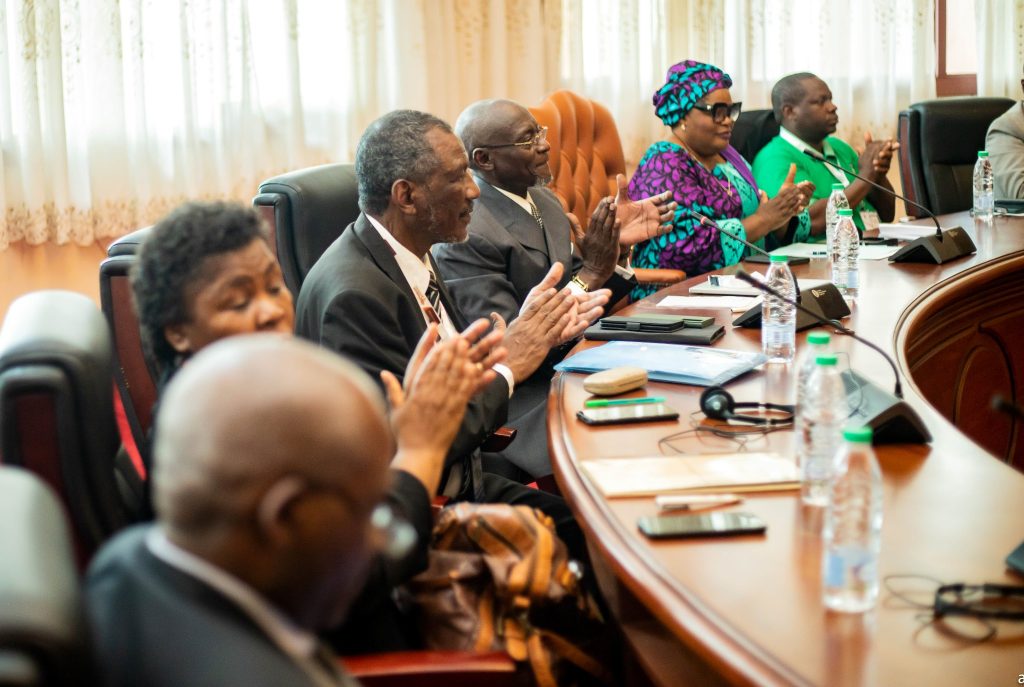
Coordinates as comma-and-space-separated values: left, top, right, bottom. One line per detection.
614, 174, 677, 245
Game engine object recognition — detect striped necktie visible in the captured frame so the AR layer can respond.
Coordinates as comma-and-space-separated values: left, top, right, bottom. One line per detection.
424, 268, 443, 314
529, 200, 545, 230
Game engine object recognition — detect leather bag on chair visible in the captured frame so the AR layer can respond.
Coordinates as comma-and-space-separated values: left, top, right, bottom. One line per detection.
409, 503, 611, 687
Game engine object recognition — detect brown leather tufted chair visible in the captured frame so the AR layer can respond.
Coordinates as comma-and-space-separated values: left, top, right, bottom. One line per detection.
529, 91, 685, 289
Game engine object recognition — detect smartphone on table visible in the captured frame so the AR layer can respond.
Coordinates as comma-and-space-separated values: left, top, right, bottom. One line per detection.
577, 403, 679, 426
637, 511, 767, 539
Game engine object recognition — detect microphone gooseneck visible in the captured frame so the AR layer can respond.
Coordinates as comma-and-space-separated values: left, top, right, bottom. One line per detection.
801, 148, 942, 241
687, 209, 771, 257
688, 209, 801, 299
734, 268, 903, 399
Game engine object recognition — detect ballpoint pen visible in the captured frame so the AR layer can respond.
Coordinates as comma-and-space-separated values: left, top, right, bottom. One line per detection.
655, 494, 743, 511
585, 396, 666, 408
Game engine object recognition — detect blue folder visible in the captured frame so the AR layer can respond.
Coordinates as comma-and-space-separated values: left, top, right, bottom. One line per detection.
554, 341, 767, 387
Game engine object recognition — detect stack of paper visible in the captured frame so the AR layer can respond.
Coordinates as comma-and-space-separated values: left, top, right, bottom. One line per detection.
877, 223, 941, 241
689, 275, 831, 297
656, 295, 760, 312
581, 452, 799, 498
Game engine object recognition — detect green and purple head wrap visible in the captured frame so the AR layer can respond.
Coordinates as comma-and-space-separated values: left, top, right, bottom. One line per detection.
653, 60, 733, 127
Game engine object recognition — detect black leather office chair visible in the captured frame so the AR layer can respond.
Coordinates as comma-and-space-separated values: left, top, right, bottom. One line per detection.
253, 163, 360, 296
897, 97, 1015, 216
0, 291, 128, 566
0, 467, 94, 686
100, 227, 157, 476
730, 108, 780, 166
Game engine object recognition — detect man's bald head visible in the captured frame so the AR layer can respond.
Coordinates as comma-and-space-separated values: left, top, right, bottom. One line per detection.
153, 335, 391, 539
456, 99, 527, 162
456, 99, 552, 195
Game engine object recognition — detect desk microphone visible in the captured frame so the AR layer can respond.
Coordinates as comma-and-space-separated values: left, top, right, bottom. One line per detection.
687, 209, 804, 299
733, 268, 930, 444
688, 209, 771, 257
801, 148, 975, 264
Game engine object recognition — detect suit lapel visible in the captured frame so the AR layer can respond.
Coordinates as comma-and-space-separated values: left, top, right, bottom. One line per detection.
350, 214, 427, 337
352, 214, 469, 335
476, 178, 549, 255
532, 188, 573, 272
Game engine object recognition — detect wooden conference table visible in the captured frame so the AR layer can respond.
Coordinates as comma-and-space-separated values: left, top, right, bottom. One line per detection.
547, 212, 1024, 686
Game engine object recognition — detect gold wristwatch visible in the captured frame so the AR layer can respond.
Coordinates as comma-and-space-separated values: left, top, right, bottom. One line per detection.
570, 275, 590, 292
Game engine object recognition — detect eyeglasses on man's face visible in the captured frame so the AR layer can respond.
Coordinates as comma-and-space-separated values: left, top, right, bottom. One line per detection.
692, 101, 743, 124
477, 125, 548, 150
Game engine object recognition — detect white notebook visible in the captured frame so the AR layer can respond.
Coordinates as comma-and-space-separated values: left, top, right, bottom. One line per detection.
581, 452, 800, 498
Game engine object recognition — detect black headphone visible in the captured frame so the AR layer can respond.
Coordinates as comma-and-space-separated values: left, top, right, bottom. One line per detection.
699, 386, 795, 426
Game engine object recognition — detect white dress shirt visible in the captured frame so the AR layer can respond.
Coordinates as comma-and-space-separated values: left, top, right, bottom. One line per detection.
367, 215, 514, 395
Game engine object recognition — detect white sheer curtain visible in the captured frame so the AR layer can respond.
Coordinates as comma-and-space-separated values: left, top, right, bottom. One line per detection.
0, 0, 559, 249
722, 0, 936, 144
559, 0, 934, 167
975, 0, 1024, 98
1, 0, 942, 248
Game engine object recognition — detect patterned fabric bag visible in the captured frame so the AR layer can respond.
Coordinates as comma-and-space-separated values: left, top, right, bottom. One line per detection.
408, 503, 611, 687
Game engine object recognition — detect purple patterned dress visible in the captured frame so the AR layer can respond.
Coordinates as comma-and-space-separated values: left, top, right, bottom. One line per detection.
627, 141, 810, 300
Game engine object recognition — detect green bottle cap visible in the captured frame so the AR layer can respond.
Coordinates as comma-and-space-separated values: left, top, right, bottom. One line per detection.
769, 254, 788, 262
831, 183, 844, 191
807, 332, 831, 345
815, 354, 838, 366
978, 151, 989, 158
843, 426, 873, 443
837, 208, 854, 217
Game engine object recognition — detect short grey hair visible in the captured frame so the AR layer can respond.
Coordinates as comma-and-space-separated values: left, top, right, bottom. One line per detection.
356, 110, 453, 215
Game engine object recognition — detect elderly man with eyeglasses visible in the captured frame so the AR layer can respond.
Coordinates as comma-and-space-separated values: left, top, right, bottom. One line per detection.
432, 98, 676, 480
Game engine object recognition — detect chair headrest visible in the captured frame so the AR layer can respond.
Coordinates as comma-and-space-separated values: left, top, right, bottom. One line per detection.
256, 163, 359, 293
106, 225, 153, 258
0, 467, 89, 684
0, 292, 112, 407
910, 97, 1015, 165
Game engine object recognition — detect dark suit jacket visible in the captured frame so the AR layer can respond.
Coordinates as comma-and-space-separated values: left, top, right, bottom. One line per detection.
85, 525, 361, 687
432, 180, 634, 476
295, 214, 510, 480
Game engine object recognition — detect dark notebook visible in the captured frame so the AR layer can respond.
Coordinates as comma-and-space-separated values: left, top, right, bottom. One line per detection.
584, 322, 725, 345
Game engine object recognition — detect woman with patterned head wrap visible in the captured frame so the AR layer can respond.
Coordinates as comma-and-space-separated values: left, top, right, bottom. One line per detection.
627, 60, 814, 300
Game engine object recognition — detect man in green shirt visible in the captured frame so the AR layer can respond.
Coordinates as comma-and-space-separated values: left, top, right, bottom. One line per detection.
753, 72, 897, 234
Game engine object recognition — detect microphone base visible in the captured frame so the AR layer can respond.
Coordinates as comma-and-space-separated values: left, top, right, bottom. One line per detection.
841, 369, 931, 445
888, 226, 976, 264
732, 282, 851, 331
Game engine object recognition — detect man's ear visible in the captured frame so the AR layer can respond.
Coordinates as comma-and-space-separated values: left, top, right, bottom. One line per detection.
256, 475, 306, 547
471, 147, 494, 171
164, 324, 193, 356
391, 179, 418, 216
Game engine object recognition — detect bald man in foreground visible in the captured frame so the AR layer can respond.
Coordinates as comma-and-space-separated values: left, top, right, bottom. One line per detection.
85, 335, 482, 687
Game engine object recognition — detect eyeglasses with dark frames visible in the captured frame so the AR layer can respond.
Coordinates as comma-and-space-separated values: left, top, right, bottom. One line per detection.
476, 126, 548, 150
691, 101, 743, 124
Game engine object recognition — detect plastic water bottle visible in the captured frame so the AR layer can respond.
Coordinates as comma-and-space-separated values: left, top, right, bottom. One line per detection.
794, 331, 831, 467
823, 426, 883, 613
825, 183, 849, 260
973, 151, 994, 221
799, 354, 848, 505
761, 254, 796, 363
831, 208, 859, 302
